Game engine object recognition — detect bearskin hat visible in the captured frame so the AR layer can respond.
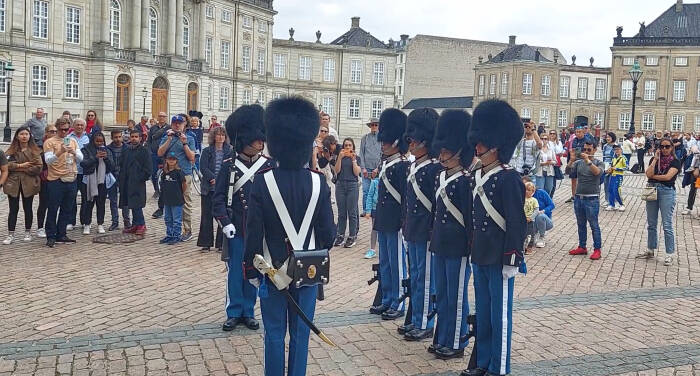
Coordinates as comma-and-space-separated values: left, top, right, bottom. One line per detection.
433, 109, 473, 165
469, 99, 523, 163
265, 96, 319, 169
404, 108, 439, 158
188, 110, 204, 119
225, 104, 266, 152
377, 108, 408, 154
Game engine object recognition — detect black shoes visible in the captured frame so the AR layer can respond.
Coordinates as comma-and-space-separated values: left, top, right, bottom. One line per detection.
222, 317, 259, 331
460, 369, 487, 376
381, 309, 404, 320
565, 196, 573, 203
434, 347, 464, 360
427, 343, 444, 354
333, 235, 345, 247
344, 237, 357, 248
222, 317, 238, 331
46, 239, 55, 248
152, 208, 163, 219
369, 304, 389, 315
55, 236, 76, 243
397, 323, 414, 335
108, 223, 119, 231
404, 328, 433, 341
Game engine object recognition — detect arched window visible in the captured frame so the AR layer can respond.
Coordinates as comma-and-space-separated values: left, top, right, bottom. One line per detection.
182, 17, 190, 58
148, 8, 157, 54
109, 0, 121, 48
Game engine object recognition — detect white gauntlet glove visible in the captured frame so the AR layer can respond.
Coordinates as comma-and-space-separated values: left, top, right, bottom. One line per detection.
223, 224, 236, 239
502, 265, 518, 280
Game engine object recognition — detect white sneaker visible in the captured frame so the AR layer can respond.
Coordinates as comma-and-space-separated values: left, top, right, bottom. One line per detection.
2, 234, 14, 245
605, 206, 615, 211
97, 225, 106, 234
601, 202, 609, 208
664, 254, 673, 266
681, 208, 691, 215
82, 225, 90, 235
66, 224, 74, 231
22, 231, 31, 242
535, 236, 545, 248
637, 248, 654, 258
36, 228, 46, 238
617, 205, 626, 212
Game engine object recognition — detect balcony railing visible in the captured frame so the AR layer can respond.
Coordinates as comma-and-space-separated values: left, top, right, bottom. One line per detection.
153, 55, 171, 67
241, 0, 273, 10
188, 61, 203, 72
115, 49, 136, 62
613, 36, 700, 47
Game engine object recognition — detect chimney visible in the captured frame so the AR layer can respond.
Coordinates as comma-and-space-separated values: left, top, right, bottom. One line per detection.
535, 49, 540, 62
676, 0, 683, 12
508, 35, 516, 46
351, 17, 360, 28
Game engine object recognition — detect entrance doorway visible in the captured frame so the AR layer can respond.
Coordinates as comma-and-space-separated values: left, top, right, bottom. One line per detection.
115, 74, 131, 125
152, 76, 169, 118
187, 82, 199, 112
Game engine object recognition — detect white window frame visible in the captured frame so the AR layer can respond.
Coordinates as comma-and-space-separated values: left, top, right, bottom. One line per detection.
644, 80, 657, 101
322, 97, 335, 116
671, 114, 685, 132
65, 68, 79, 99
0, 0, 5, 33
675, 57, 688, 66
299, 56, 311, 81
257, 90, 265, 105
323, 58, 335, 83
372, 62, 385, 85
0, 61, 6, 95
642, 113, 655, 131
646, 56, 658, 66
65, 6, 81, 44
273, 54, 286, 78
350, 59, 362, 84
31, 65, 48, 97
541, 75, 551, 96
489, 74, 496, 95
478, 75, 485, 96
242, 88, 251, 105
522, 73, 532, 95
205, 36, 212, 64
242, 15, 252, 28
371, 99, 383, 119
221, 10, 232, 24
695, 115, 700, 133
205, 5, 214, 19
109, 0, 121, 48
559, 76, 570, 98
32, 0, 49, 39
618, 112, 631, 131
273, 92, 283, 100
697, 80, 700, 102
219, 86, 229, 110
595, 78, 606, 101
594, 112, 604, 128
182, 17, 190, 58
257, 49, 265, 76
500, 73, 508, 95
557, 109, 568, 127
521, 108, 531, 120
539, 108, 550, 127
622, 57, 635, 66
577, 77, 588, 99
241, 45, 251, 72
348, 98, 361, 119
148, 8, 157, 54
220, 41, 230, 69
673, 80, 686, 102
258, 20, 266, 33
621, 80, 633, 100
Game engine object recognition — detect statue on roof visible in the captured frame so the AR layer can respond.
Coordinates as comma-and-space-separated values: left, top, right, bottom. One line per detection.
639, 22, 646, 37
616, 26, 623, 38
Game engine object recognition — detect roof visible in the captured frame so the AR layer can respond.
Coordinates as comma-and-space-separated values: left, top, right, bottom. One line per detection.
402, 97, 473, 110
330, 27, 389, 49
636, 3, 700, 38
487, 44, 551, 64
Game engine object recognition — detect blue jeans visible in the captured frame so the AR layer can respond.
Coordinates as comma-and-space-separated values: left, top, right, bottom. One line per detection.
361, 176, 371, 214
574, 196, 601, 250
164, 205, 183, 239
603, 174, 610, 202
131, 207, 145, 226
535, 213, 553, 237
45, 180, 78, 240
151, 154, 162, 193
646, 185, 676, 254
107, 185, 130, 226
535, 174, 554, 197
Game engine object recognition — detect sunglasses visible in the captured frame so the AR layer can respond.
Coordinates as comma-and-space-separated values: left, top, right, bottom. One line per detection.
320, 129, 328, 133
583, 148, 593, 152
58, 128, 70, 132
660, 144, 673, 149
47, 130, 57, 133
370, 123, 379, 127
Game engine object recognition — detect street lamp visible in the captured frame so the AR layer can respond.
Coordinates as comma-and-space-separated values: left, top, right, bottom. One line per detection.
3, 61, 15, 142
142, 87, 148, 117
628, 60, 643, 135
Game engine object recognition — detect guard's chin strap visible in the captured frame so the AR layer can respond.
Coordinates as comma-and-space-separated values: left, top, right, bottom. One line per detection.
239, 151, 261, 163
439, 148, 462, 165
409, 141, 426, 156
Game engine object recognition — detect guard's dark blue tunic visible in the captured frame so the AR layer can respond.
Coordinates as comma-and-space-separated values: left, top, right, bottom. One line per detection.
403, 156, 442, 242
373, 153, 410, 233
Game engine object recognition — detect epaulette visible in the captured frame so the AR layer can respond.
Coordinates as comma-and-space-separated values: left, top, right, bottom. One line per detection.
222, 157, 234, 164
256, 166, 276, 175
308, 168, 325, 175
502, 164, 513, 170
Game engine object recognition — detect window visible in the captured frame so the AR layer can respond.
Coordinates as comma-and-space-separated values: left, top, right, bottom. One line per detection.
557, 110, 568, 127
182, 17, 190, 58
489, 74, 496, 95
109, 0, 121, 48
273, 92, 283, 100
522, 73, 532, 95
32, 0, 48, 39
478, 75, 485, 96
371, 99, 383, 119
31, 65, 48, 97
148, 8, 157, 53
0, 0, 5, 32
594, 112, 604, 128
221, 10, 232, 23
621, 80, 633, 100
673, 80, 686, 101
350, 60, 362, 84
644, 80, 657, 101
646, 56, 658, 66
322, 97, 335, 116
622, 57, 635, 66
299, 56, 311, 80
698, 80, 700, 101
205, 5, 214, 19
642, 113, 655, 131
675, 57, 688, 66
618, 112, 631, 130
207, 84, 212, 109
219, 87, 229, 109
242, 89, 251, 105
65, 69, 79, 99
65, 6, 81, 44
595, 79, 606, 100
521, 108, 531, 119
220, 41, 230, 69
257, 90, 265, 105
539, 108, 550, 127
257, 49, 265, 75
500, 73, 508, 95
559, 76, 570, 98
242, 15, 252, 28
348, 98, 360, 118
258, 21, 267, 33
671, 114, 685, 132
273, 54, 286, 78
205, 36, 212, 64
695, 115, 700, 132
372, 62, 385, 85
0, 61, 6, 95
241, 46, 250, 72
577, 77, 588, 99
323, 58, 335, 82
541, 75, 551, 96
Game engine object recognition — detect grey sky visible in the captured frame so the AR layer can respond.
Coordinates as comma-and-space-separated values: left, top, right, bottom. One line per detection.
272, 1, 685, 67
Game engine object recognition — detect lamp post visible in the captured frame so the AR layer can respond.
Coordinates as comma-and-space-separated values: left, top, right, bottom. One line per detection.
3, 61, 15, 142
628, 60, 643, 135
142, 87, 148, 117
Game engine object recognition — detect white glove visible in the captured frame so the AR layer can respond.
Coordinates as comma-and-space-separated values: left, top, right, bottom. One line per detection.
502, 265, 518, 280
248, 278, 260, 289
223, 224, 236, 239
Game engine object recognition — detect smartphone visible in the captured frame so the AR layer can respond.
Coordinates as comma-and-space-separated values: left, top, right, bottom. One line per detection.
99, 146, 107, 153
63, 137, 71, 146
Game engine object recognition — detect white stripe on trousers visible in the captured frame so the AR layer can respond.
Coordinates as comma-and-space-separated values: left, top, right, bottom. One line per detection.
500, 277, 509, 375
420, 242, 431, 330
397, 230, 405, 311
452, 257, 467, 349
224, 262, 230, 311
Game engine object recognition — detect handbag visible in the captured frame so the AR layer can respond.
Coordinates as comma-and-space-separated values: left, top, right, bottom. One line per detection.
640, 184, 657, 201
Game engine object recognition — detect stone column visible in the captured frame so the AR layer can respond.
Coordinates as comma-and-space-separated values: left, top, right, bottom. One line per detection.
198, 2, 206, 61
131, 0, 142, 49
140, 1, 149, 51
100, 0, 110, 43
175, 0, 184, 56
167, 0, 177, 55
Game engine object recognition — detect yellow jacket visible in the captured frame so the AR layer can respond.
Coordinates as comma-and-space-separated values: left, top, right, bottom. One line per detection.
610, 155, 627, 176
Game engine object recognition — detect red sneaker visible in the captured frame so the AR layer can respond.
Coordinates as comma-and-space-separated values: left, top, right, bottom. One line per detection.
590, 249, 602, 260
122, 226, 135, 234
569, 246, 588, 255
133, 225, 147, 235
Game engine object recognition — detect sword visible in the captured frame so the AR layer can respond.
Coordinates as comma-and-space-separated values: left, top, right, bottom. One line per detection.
253, 254, 336, 347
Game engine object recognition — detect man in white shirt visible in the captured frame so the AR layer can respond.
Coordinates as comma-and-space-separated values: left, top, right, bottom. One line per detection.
633, 132, 646, 172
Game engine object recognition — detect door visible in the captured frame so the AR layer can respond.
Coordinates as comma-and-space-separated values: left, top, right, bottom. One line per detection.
115, 74, 131, 125
187, 82, 198, 112
151, 76, 169, 118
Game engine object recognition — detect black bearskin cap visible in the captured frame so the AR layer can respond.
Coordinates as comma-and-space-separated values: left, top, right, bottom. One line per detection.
469, 99, 523, 163
433, 110, 473, 165
405, 108, 439, 158
188, 110, 203, 119
265, 96, 319, 169
377, 109, 408, 154
225, 104, 266, 152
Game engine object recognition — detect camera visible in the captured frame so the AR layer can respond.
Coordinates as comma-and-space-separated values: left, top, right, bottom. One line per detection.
172, 131, 181, 138
522, 164, 532, 176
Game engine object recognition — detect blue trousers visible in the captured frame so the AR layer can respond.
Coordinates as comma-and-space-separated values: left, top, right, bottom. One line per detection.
107, 185, 130, 226
378, 231, 407, 311
407, 241, 435, 330
473, 263, 514, 376
131, 208, 145, 226
45, 180, 77, 240
574, 196, 602, 250
608, 175, 623, 207
164, 205, 182, 239
225, 236, 257, 319
434, 254, 470, 350
260, 284, 317, 376
361, 176, 371, 214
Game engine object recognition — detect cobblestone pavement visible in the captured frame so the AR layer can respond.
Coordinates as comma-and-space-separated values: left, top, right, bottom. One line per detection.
1, 170, 699, 375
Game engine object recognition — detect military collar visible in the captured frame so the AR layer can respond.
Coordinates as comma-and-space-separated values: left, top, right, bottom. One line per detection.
383, 152, 403, 164
445, 165, 466, 177
413, 154, 431, 165
238, 152, 261, 164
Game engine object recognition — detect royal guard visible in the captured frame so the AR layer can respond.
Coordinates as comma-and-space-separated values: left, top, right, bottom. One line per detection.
242, 97, 336, 376
428, 110, 474, 359
373, 108, 410, 321
400, 108, 442, 341
463, 99, 527, 376
212, 104, 275, 332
